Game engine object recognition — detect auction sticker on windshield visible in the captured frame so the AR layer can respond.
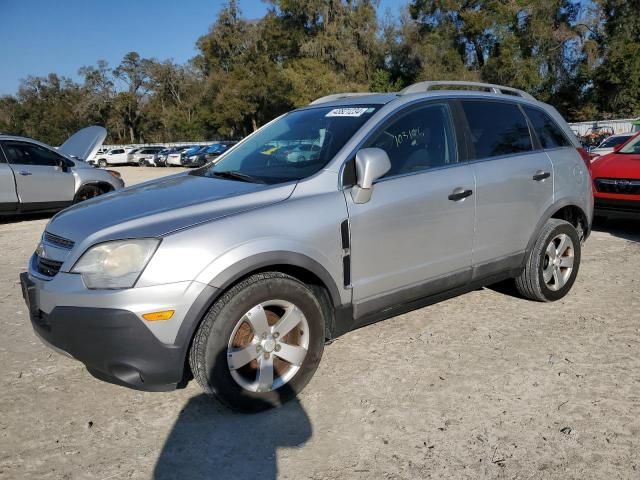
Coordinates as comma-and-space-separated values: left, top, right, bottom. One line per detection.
326, 107, 373, 117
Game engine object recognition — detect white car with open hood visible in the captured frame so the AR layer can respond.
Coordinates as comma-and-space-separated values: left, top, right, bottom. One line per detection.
0, 126, 125, 215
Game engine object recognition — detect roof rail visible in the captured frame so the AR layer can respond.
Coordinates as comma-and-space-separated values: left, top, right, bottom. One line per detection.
399, 81, 535, 101
309, 92, 374, 105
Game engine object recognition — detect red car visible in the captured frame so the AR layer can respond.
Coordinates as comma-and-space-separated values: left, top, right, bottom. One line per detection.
591, 131, 640, 218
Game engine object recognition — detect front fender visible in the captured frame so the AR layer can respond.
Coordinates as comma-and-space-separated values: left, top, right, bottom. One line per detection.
195, 240, 346, 307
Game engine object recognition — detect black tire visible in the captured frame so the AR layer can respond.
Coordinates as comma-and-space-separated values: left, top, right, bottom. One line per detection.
515, 218, 581, 302
73, 184, 105, 203
98, 159, 107, 168
189, 272, 325, 412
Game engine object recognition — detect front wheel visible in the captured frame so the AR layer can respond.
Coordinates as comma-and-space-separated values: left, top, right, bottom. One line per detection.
73, 184, 104, 203
189, 272, 326, 412
515, 219, 581, 302
98, 159, 107, 168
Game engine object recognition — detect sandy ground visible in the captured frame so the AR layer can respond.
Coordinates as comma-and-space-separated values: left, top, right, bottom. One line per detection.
0, 166, 639, 479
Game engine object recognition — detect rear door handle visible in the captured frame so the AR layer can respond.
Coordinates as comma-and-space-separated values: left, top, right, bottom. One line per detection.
533, 170, 550, 181
18, 170, 32, 176
448, 187, 473, 201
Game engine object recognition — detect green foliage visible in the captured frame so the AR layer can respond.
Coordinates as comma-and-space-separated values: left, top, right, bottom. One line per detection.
0, 0, 638, 144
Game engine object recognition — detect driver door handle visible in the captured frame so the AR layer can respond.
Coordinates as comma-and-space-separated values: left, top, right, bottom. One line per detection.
533, 170, 550, 181
448, 187, 473, 201
18, 170, 32, 176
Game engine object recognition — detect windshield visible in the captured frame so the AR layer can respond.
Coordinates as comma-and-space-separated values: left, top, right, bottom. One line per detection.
599, 135, 632, 148
619, 134, 640, 154
192, 105, 379, 184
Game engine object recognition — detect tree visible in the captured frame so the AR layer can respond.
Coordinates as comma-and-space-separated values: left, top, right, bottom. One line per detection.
593, 0, 640, 117
112, 52, 153, 142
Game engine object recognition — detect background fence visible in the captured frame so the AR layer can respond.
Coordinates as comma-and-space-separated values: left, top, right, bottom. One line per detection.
568, 118, 639, 136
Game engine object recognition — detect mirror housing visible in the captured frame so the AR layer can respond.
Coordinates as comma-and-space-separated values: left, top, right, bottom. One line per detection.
351, 148, 391, 204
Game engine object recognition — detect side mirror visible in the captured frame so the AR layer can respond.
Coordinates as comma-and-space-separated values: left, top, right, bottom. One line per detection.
351, 147, 391, 204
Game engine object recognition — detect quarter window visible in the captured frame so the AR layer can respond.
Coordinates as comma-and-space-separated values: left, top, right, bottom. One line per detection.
462, 101, 533, 159
523, 107, 571, 149
2, 141, 63, 167
366, 103, 457, 177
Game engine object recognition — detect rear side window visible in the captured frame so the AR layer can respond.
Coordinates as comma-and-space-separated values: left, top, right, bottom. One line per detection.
2, 141, 63, 166
523, 107, 571, 149
461, 101, 533, 159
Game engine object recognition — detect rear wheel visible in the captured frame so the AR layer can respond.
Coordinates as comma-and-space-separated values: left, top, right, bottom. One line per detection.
515, 219, 581, 302
189, 272, 325, 412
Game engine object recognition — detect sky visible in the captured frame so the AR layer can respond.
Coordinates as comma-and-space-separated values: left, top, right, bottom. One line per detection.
0, 0, 399, 96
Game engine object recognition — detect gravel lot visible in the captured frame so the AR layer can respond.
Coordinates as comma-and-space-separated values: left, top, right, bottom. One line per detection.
1, 167, 639, 479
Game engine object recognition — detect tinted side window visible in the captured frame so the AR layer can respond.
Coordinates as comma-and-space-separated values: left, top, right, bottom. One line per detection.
462, 101, 533, 159
366, 103, 457, 177
523, 107, 571, 149
2, 141, 62, 166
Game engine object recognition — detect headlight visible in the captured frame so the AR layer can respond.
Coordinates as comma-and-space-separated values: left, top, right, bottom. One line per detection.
71, 239, 160, 289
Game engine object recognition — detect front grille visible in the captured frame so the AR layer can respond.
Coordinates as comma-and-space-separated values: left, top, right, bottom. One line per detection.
43, 232, 75, 250
595, 178, 640, 195
36, 256, 63, 277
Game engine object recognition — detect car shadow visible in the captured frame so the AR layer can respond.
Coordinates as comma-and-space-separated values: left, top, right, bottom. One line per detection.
153, 387, 312, 479
592, 216, 640, 243
0, 212, 54, 224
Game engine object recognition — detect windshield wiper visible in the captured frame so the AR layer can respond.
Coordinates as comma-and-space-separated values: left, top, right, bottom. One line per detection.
212, 170, 266, 184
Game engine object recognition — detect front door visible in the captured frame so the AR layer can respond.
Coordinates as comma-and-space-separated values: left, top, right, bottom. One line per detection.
1, 141, 75, 207
345, 102, 475, 318
0, 157, 18, 212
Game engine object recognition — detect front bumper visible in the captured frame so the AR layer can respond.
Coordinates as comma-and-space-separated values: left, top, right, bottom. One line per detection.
20, 269, 216, 392
594, 196, 640, 218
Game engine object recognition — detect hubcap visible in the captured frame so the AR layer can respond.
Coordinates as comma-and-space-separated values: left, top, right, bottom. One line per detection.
542, 233, 574, 291
227, 300, 309, 393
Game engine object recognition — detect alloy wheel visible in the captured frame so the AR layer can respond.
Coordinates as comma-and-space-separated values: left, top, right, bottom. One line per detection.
542, 233, 574, 291
226, 300, 309, 393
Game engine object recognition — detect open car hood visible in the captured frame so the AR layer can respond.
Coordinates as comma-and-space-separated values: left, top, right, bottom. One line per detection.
57, 126, 107, 162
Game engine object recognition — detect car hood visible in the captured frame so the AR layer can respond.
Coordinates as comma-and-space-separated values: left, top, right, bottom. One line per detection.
57, 126, 107, 162
46, 173, 296, 244
591, 153, 640, 179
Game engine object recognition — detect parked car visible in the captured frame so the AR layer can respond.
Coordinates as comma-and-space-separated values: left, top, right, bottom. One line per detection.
87, 147, 109, 165
21, 81, 592, 412
181, 143, 233, 168
146, 147, 175, 167
165, 146, 197, 166
0, 126, 124, 215
581, 126, 615, 149
591, 131, 640, 218
94, 147, 129, 167
589, 133, 635, 159
284, 143, 321, 163
130, 146, 163, 165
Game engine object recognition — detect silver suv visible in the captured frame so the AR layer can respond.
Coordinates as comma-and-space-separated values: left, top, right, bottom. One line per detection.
1, 126, 124, 214
20, 82, 593, 412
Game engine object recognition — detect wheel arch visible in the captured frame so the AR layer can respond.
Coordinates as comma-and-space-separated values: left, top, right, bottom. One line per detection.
78, 181, 115, 192
171, 252, 347, 385
73, 181, 115, 202
525, 200, 590, 262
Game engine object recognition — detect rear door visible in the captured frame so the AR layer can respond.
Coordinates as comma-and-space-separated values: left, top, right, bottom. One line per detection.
0, 146, 18, 213
1, 141, 75, 207
346, 101, 475, 317
459, 100, 554, 270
